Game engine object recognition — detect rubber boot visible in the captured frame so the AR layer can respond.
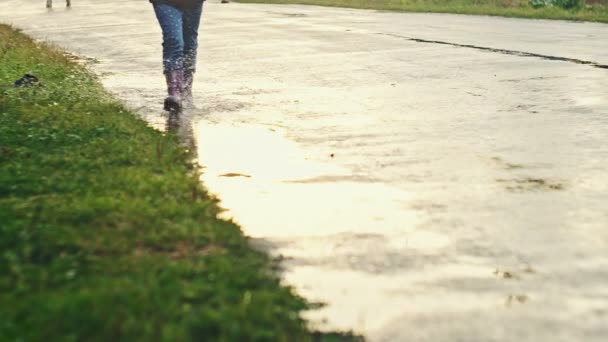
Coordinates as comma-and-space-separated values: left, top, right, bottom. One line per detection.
164, 70, 183, 112
182, 70, 194, 109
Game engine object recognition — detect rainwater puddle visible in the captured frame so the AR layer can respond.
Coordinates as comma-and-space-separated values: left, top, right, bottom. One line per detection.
194, 122, 425, 238
192, 121, 462, 335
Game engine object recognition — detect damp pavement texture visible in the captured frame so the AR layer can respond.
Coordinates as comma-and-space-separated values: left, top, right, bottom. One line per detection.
3, 0, 608, 341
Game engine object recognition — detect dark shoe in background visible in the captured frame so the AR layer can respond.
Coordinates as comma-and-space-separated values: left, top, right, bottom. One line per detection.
14, 73, 40, 87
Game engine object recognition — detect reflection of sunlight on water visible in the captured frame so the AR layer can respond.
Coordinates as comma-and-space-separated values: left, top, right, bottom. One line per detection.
192, 121, 459, 335
574, 96, 604, 106
166, 112, 196, 154
288, 262, 493, 334
194, 121, 422, 238
196, 123, 343, 181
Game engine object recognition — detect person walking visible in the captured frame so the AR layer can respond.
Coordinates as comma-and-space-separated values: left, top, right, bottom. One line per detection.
150, 0, 205, 111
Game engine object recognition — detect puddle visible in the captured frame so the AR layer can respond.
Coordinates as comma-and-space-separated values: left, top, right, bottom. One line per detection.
194, 122, 423, 238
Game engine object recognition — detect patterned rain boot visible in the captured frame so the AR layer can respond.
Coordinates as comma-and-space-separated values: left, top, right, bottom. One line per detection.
164, 70, 184, 112
182, 70, 194, 109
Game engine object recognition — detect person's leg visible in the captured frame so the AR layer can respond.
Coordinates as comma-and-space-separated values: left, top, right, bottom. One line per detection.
153, 3, 186, 74
153, 3, 186, 111
182, 3, 204, 106
183, 3, 203, 73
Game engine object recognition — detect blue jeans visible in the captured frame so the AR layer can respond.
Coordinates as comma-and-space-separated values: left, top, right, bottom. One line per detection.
153, 2, 204, 75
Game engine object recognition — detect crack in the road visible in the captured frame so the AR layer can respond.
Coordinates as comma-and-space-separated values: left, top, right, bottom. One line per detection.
377, 32, 608, 70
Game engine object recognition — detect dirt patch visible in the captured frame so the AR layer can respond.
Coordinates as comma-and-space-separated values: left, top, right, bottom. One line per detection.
505, 294, 530, 306
267, 11, 308, 17
496, 177, 565, 192
491, 156, 525, 170
220, 172, 252, 178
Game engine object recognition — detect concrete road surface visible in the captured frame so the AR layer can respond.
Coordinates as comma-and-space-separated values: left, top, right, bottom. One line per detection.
2, 1, 607, 340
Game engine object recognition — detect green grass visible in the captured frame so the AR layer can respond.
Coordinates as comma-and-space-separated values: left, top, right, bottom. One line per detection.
235, 0, 608, 23
0, 25, 360, 342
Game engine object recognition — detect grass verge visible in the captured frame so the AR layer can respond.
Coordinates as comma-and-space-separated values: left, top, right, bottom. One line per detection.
0, 25, 359, 341
235, 0, 608, 23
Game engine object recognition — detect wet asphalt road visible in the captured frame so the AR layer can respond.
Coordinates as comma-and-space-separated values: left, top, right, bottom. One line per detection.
2, 0, 608, 340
